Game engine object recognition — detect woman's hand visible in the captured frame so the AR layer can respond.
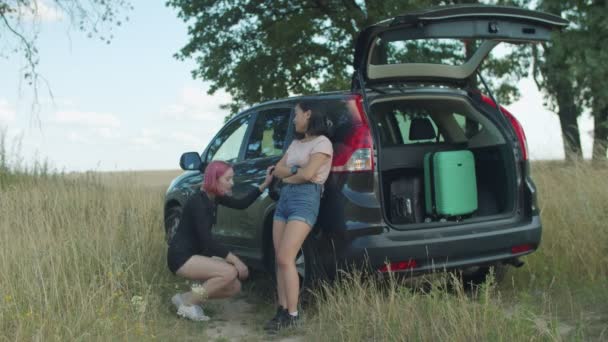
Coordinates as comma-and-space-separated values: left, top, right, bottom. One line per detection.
258, 166, 275, 192
226, 252, 249, 280
264, 166, 274, 187
233, 259, 249, 280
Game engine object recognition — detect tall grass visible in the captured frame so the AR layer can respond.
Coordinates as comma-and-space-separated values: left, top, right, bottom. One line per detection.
525, 162, 608, 286
0, 174, 177, 340
0, 134, 196, 340
308, 272, 575, 341
1, 127, 606, 341
306, 162, 608, 341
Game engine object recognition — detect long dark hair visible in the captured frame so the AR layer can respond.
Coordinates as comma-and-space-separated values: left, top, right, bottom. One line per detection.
295, 100, 333, 139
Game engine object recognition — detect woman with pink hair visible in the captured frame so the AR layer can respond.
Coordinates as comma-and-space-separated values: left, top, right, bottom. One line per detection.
167, 160, 274, 321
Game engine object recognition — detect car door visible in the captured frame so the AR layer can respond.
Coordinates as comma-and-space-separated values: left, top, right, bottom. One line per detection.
203, 112, 254, 247
352, 5, 568, 88
224, 105, 293, 255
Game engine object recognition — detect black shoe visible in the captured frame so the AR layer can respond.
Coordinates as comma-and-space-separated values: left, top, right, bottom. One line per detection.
263, 306, 287, 331
266, 310, 301, 334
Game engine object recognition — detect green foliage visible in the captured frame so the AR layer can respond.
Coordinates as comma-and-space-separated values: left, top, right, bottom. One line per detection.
168, 0, 533, 116
532, 0, 608, 159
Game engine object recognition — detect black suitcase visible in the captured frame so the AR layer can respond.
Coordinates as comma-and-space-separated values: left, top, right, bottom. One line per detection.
390, 176, 424, 224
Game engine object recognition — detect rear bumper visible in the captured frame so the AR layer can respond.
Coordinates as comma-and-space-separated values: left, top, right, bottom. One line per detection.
339, 215, 541, 273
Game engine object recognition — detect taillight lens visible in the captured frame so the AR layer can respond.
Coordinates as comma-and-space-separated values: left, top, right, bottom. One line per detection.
481, 95, 529, 161
378, 260, 417, 273
511, 244, 533, 254
331, 94, 374, 173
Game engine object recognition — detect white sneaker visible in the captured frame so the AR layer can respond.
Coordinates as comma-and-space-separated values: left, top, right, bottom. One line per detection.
171, 293, 210, 321
176, 304, 210, 321
171, 293, 185, 309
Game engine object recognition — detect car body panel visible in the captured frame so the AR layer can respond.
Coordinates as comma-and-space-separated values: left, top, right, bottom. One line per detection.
353, 5, 568, 85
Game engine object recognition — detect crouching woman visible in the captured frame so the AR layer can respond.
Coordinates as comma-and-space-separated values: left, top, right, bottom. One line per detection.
167, 160, 274, 321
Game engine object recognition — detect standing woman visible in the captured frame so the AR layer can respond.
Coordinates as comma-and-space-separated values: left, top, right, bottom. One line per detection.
167, 160, 274, 321
265, 100, 333, 331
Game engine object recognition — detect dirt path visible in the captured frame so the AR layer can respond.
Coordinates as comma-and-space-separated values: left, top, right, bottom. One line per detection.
203, 297, 305, 342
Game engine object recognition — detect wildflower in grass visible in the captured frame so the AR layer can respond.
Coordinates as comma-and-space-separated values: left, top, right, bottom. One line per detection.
130, 295, 146, 314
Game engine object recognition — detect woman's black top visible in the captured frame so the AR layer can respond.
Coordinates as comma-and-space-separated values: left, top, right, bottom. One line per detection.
167, 187, 261, 272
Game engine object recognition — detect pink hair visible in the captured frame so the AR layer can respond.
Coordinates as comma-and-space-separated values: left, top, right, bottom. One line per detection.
203, 160, 232, 196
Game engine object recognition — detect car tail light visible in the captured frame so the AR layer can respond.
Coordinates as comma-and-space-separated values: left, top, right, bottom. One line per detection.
378, 260, 417, 273
511, 244, 533, 254
331, 94, 374, 173
481, 95, 529, 161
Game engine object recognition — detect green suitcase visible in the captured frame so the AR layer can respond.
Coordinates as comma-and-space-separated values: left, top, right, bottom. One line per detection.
424, 150, 478, 217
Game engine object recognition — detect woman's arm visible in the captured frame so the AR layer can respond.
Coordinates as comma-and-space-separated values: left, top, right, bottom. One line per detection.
225, 252, 249, 280
283, 152, 330, 184
217, 166, 274, 209
272, 152, 292, 179
216, 186, 262, 209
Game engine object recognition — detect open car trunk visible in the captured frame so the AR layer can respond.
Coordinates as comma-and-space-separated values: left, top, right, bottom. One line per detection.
370, 93, 518, 228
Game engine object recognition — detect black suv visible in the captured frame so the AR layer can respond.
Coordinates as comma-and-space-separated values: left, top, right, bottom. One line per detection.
164, 6, 567, 286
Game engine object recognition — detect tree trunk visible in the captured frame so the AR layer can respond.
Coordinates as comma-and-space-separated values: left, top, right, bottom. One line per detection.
555, 87, 582, 161
592, 106, 608, 162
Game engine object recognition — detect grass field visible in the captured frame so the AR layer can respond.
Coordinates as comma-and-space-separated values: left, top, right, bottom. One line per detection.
1, 142, 607, 340
308, 161, 608, 341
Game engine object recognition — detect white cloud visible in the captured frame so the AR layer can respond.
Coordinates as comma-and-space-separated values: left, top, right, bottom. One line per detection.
169, 131, 201, 147
18, 0, 65, 22
96, 127, 121, 140
54, 110, 121, 128
130, 128, 161, 149
40, 97, 76, 107
68, 132, 92, 144
162, 85, 231, 125
0, 99, 16, 123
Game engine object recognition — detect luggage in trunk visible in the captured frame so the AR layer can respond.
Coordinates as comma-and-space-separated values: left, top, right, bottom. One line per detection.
424, 150, 478, 217
390, 176, 424, 224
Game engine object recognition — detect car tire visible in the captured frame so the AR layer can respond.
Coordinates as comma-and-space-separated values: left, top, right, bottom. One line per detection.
297, 236, 328, 307
164, 205, 182, 244
458, 263, 506, 289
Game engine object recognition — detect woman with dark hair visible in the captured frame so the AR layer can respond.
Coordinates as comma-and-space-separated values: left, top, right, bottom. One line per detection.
167, 160, 274, 321
264, 100, 334, 332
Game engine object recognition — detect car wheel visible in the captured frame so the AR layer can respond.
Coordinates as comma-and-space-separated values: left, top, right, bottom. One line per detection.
458, 263, 506, 289
164, 206, 182, 244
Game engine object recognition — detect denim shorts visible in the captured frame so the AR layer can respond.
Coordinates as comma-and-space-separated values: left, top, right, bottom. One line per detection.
273, 183, 323, 227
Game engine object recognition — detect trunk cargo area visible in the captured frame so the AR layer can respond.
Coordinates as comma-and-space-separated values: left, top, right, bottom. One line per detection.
370, 94, 518, 227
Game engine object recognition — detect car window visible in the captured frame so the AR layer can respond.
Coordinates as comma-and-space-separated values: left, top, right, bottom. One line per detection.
245, 108, 291, 160
382, 110, 443, 145
453, 113, 483, 139
206, 114, 251, 163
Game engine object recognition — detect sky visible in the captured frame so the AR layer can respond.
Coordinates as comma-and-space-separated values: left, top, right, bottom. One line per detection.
0, 1, 595, 172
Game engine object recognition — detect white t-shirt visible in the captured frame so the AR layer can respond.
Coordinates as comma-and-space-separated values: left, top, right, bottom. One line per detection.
285, 136, 333, 184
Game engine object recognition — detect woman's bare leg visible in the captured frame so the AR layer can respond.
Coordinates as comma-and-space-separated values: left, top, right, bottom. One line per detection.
277, 220, 312, 313
273, 219, 288, 309
175, 255, 239, 305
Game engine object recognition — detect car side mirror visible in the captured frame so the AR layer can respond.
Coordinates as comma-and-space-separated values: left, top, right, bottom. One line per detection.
180, 152, 203, 171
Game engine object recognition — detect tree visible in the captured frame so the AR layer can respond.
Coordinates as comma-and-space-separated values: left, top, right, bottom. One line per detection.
574, 0, 608, 161
0, 1, 132, 93
168, 0, 533, 117
531, 0, 585, 160
534, 0, 608, 161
